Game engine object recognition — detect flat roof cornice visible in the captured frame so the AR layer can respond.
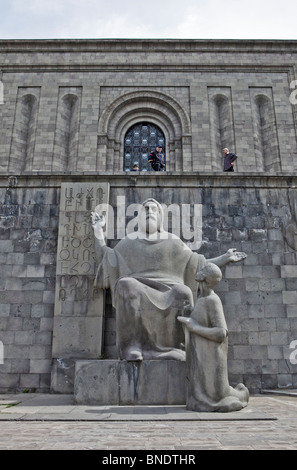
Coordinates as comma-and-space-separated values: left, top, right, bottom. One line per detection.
0, 38, 297, 53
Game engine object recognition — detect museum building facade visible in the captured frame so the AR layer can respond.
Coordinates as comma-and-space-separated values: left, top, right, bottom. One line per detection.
0, 38, 296, 394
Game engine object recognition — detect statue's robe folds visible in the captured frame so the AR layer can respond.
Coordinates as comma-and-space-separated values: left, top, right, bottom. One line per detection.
94, 233, 206, 360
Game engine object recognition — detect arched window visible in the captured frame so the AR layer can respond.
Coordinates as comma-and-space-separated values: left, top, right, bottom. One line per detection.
124, 122, 165, 171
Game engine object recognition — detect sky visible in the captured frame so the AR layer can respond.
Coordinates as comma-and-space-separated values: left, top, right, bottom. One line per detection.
0, 0, 296, 40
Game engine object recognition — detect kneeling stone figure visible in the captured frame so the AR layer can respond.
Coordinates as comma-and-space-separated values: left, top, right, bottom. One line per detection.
178, 262, 249, 412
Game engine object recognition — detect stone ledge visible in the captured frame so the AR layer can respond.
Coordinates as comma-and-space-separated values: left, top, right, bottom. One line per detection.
0, 172, 296, 189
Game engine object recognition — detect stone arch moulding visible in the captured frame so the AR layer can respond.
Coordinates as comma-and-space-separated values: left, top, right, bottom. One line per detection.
253, 92, 281, 173
9, 89, 40, 172
97, 90, 192, 172
52, 87, 82, 172
249, 87, 281, 173
208, 88, 235, 171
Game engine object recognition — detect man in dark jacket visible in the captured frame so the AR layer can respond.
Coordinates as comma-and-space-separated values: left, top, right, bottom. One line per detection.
148, 146, 165, 171
222, 148, 237, 172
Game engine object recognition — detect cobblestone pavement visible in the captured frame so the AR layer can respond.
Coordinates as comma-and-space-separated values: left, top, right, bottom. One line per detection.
0, 393, 297, 450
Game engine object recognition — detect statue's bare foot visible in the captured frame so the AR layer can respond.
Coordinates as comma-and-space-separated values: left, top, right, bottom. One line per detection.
125, 349, 143, 361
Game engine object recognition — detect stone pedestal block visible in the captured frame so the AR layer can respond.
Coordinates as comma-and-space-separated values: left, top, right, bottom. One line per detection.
74, 360, 186, 405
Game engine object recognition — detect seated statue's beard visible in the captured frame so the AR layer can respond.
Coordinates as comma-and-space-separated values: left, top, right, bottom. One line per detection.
138, 216, 159, 236
145, 219, 158, 235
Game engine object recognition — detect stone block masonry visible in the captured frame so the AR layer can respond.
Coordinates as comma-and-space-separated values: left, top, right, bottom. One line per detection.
0, 180, 58, 392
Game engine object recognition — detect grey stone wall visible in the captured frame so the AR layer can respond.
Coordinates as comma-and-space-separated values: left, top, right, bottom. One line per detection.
0, 177, 58, 392
0, 173, 296, 394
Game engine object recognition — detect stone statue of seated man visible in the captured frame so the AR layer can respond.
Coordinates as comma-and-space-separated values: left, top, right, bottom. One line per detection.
91, 198, 247, 362
178, 262, 249, 412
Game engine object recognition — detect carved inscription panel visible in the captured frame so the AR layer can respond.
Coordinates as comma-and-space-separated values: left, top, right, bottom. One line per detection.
57, 184, 109, 277
52, 182, 110, 359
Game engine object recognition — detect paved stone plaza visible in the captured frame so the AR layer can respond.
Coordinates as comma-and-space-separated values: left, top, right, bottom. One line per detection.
0, 392, 296, 450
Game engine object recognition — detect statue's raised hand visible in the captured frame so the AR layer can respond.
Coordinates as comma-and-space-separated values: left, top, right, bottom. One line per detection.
91, 212, 106, 229
91, 212, 106, 242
